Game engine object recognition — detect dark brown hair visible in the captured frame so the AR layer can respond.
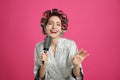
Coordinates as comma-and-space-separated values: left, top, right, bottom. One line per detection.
40, 9, 68, 35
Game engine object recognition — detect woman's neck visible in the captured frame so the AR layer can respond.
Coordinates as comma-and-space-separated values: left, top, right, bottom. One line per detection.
50, 37, 60, 54
51, 37, 60, 47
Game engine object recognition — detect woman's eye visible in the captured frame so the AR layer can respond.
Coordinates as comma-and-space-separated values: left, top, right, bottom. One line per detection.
48, 22, 52, 25
57, 24, 61, 26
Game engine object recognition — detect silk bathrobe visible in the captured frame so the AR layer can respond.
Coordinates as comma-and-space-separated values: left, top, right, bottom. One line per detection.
34, 38, 83, 80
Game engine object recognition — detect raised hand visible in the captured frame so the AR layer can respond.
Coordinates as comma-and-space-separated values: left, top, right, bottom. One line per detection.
72, 48, 89, 67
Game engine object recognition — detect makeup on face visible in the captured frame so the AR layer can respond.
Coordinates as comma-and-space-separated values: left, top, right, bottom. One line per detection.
45, 16, 62, 38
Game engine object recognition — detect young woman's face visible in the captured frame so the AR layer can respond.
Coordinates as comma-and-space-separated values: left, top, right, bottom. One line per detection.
45, 16, 62, 38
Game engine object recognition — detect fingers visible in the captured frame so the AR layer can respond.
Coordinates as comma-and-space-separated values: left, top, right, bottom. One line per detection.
78, 48, 89, 58
39, 53, 48, 62
78, 48, 84, 55
83, 53, 89, 59
77, 48, 84, 55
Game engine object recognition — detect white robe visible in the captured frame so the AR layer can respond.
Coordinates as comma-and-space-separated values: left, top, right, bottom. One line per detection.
34, 38, 84, 80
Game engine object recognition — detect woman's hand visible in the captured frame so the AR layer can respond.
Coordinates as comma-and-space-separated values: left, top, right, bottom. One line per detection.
39, 53, 48, 64
39, 53, 48, 79
72, 48, 89, 67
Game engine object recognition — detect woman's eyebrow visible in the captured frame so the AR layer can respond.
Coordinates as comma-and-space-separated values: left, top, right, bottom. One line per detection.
48, 21, 61, 23
48, 21, 53, 22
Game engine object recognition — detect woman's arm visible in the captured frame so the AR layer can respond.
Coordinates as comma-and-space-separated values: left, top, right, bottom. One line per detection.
72, 66, 83, 80
39, 63, 47, 79
39, 53, 48, 79
73, 66, 81, 77
72, 49, 89, 80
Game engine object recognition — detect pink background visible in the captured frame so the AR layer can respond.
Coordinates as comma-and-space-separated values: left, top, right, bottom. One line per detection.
0, 0, 120, 80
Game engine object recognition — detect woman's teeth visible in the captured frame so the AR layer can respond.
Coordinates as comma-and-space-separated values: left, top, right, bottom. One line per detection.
50, 30, 58, 33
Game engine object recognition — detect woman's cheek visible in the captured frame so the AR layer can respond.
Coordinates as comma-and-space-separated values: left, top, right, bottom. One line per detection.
46, 26, 51, 31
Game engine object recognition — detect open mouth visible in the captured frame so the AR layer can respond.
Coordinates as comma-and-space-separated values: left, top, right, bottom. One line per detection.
50, 30, 58, 34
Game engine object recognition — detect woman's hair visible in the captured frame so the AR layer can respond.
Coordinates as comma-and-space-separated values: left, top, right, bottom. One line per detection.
40, 8, 68, 35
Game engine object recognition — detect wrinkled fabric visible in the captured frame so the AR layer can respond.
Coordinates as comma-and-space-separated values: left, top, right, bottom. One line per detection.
34, 38, 84, 80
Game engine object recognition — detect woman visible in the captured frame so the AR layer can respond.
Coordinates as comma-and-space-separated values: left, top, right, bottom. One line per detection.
34, 9, 89, 80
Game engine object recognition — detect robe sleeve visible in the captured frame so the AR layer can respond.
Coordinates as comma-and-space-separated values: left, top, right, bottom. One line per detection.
34, 42, 44, 80
68, 41, 84, 80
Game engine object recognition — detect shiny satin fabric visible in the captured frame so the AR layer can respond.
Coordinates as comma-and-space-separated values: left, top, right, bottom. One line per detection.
34, 38, 83, 80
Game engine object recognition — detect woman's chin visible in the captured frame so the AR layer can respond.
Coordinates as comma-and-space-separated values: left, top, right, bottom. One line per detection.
49, 34, 60, 39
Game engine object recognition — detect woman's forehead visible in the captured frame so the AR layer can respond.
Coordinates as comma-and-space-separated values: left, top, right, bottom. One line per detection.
48, 16, 61, 22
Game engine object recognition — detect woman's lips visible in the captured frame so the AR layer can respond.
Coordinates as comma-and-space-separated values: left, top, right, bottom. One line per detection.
50, 30, 58, 34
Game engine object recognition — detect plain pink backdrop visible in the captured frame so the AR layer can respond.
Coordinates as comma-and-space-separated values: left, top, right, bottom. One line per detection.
0, 0, 120, 80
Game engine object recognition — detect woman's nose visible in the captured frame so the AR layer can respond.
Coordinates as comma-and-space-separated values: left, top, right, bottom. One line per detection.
52, 24, 57, 29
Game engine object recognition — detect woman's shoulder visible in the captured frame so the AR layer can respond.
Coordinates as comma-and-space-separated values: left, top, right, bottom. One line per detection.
60, 38, 76, 46
35, 40, 44, 48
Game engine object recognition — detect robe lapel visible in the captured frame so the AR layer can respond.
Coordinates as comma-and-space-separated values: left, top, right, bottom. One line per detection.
46, 44, 64, 79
